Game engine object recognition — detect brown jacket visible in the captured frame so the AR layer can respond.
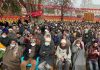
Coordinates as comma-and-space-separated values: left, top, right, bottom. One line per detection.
3, 45, 23, 70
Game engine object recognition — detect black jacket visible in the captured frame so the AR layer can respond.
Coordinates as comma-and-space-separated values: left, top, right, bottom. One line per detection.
23, 44, 35, 60
0, 37, 11, 47
39, 42, 55, 61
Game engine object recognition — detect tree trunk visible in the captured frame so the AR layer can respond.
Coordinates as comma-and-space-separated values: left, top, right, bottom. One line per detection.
38, 0, 42, 10
61, 0, 64, 21
61, 0, 70, 21
0, 1, 3, 16
19, 0, 27, 9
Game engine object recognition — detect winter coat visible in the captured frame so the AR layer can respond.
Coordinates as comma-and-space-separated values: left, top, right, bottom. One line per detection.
88, 46, 100, 60
52, 35, 60, 45
83, 30, 93, 45
55, 46, 71, 64
72, 44, 86, 70
39, 42, 55, 65
0, 37, 11, 47
3, 45, 23, 70
23, 44, 35, 60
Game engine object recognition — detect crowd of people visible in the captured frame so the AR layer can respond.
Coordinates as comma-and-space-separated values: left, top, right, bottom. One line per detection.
0, 20, 100, 70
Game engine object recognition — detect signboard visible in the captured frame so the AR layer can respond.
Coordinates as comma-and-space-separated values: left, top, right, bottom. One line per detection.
84, 12, 94, 21
31, 10, 43, 17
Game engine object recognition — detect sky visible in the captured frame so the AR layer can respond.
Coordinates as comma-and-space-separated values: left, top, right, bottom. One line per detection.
92, 0, 100, 5
73, 0, 100, 8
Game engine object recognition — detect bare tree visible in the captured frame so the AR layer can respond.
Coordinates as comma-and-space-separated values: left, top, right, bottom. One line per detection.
0, 0, 21, 15
53, 0, 71, 21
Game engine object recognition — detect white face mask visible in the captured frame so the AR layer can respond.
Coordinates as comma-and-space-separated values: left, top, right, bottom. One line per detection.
45, 42, 50, 46
66, 33, 69, 36
85, 29, 89, 33
76, 44, 80, 47
29, 49, 32, 53
55, 24, 57, 26
31, 43, 36, 46
10, 44, 16, 47
94, 43, 98, 47
2, 35, 7, 38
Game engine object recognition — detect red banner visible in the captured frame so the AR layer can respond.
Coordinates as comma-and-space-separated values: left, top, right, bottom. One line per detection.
31, 10, 43, 17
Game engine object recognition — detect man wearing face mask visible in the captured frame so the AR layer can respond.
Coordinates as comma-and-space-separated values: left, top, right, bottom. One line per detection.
72, 40, 86, 70
21, 39, 36, 70
3, 39, 23, 70
0, 32, 11, 47
38, 33, 54, 70
8, 28, 17, 39
83, 27, 93, 45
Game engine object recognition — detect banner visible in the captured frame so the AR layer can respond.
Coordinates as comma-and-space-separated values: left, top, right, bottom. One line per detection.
0, 16, 20, 23
31, 10, 43, 17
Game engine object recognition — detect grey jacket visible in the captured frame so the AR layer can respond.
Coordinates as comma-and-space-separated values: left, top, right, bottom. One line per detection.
72, 45, 86, 65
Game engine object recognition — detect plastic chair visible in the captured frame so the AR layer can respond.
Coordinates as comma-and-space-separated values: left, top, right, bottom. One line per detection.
21, 56, 40, 70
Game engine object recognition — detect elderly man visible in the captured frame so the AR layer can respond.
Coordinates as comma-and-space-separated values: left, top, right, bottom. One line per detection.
3, 39, 23, 70
55, 39, 71, 70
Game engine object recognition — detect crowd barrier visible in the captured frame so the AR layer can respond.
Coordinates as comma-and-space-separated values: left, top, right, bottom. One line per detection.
0, 16, 21, 23
0, 16, 100, 23
43, 16, 100, 22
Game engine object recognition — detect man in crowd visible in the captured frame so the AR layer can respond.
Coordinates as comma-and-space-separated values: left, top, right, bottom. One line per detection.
88, 41, 100, 70
0, 32, 11, 47
3, 39, 23, 70
38, 32, 54, 70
